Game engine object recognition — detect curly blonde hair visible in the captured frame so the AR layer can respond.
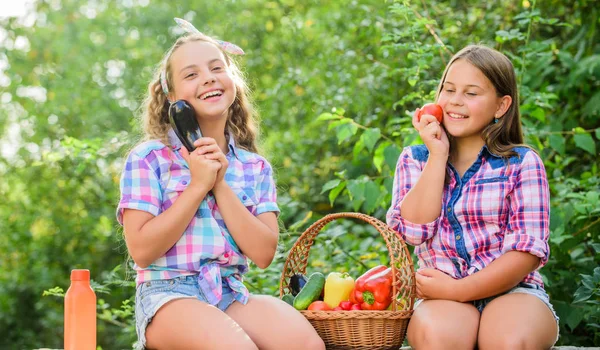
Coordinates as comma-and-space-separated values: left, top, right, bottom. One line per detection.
139, 33, 260, 153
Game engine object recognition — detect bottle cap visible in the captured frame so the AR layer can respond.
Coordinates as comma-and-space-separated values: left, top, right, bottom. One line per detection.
70, 269, 90, 281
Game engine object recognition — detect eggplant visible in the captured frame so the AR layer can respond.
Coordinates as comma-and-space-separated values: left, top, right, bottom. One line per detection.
289, 273, 308, 296
168, 100, 202, 152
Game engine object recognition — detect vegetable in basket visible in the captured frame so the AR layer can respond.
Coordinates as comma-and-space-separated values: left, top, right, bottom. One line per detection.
289, 273, 308, 296
293, 272, 325, 310
349, 265, 393, 310
323, 272, 355, 308
307, 301, 331, 311
281, 294, 295, 306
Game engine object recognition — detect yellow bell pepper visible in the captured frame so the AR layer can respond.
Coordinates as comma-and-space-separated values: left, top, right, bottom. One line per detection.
323, 272, 355, 308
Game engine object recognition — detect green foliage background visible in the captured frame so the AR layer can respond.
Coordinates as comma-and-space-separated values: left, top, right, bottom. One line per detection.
1, 0, 598, 348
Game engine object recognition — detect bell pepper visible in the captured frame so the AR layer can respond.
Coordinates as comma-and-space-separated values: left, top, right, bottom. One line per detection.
323, 272, 355, 308
349, 266, 393, 310
349, 265, 387, 304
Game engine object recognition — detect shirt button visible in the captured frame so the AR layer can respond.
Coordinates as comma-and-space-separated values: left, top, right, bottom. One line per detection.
456, 235, 461, 240
447, 207, 451, 212
198, 275, 203, 280
182, 180, 187, 185
242, 195, 247, 200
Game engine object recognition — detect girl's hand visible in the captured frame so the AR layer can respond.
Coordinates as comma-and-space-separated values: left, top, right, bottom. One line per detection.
179, 144, 222, 194
193, 138, 229, 187
412, 108, 449, 157
415, 268, 461, 301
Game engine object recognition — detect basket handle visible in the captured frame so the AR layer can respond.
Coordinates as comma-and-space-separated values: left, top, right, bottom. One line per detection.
278, 212, 415, 311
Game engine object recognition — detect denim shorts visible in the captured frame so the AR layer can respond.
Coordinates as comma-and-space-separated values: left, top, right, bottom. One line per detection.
134, 275, 237, 350
414, 282, 560, 342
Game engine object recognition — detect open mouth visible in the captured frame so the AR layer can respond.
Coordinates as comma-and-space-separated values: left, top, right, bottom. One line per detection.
448, 112, 468, 119
199, 90, 224, 100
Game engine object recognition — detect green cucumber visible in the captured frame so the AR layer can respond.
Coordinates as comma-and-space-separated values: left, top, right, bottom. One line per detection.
293, 272, 325, 310
281, 294, 294, 306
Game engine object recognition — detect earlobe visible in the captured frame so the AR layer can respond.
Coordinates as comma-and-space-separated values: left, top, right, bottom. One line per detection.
496, 95, 512, 119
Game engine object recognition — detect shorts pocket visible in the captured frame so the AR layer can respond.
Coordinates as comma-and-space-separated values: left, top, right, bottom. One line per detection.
139, 279, 178, 300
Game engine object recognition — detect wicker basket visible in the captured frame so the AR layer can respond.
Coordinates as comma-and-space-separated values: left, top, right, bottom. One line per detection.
279, 212, 416, 350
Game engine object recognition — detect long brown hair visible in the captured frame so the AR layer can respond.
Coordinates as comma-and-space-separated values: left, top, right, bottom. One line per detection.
436, 45, 528, 158
139, 33, 260, 153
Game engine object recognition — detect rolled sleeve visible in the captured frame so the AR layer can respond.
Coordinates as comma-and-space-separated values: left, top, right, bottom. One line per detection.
255, 161, 280, 216
386, 147, 439, 246
116, 150, 163, 225
502, 151, 550, 266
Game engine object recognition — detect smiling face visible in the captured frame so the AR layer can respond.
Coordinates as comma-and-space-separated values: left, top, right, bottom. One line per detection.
168, 40, 236, 122
437, 59, 511, 141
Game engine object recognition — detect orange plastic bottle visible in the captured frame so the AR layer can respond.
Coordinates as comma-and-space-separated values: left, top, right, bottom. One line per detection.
64, 269, 96, 350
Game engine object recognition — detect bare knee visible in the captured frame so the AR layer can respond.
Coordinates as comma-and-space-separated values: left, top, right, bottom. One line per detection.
479, 333, 541, 350
408, 320, 476, 350
303, 333, 325, 350
407, 300, 479, 350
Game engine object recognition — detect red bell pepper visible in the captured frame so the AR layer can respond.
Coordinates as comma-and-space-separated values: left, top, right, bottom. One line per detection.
349, 266, 393, 310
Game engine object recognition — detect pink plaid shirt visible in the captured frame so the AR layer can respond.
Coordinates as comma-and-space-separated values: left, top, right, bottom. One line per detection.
387, 145, 550, 290
117, 129, 279, 305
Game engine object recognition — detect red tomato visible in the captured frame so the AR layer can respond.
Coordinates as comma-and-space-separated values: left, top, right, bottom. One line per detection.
339, 301, 353, 311
307, 301, 332, 311
417, 103, 444, 123
350, 303, 362, 310
332, 306, 343, 311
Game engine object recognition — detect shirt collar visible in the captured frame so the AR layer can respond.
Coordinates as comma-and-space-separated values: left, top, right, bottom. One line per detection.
168, 127, 239, 159
480, 144, 503, 159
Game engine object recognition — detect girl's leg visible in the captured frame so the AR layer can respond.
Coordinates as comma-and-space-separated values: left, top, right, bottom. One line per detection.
225, 295, 326, 350
145, 298, 258, 350
407, 299, 480, 350
478, 293, 558, 350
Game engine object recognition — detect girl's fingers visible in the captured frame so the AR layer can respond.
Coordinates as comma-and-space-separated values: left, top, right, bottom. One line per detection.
412, 108, 421, 129
193, 137, 217, 148
195, 145, 220, 155
179, 146, 190, 162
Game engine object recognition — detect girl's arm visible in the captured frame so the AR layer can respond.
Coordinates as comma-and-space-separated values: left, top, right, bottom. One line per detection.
120, 145, 221, 268
417, 251, 540, 301
212, 181, 279, 269
122, 184, 211, 269
400, 113, 449, 224
386, 147, 445, 245
399, 154, 447, 223
456, 251, 540, 302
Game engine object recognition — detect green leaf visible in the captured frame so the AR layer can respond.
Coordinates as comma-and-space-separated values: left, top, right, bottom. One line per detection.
316, 112, 337, 122
328, 181, 346, 206
336, 123, 358, 144
321, 179, 341, 194
361, 128, 381, 153
383, 144, 401, 170
373, 143, 387, 173
595, 128, 600, 140
548, 134, 565, 155
353, 137, 365, 157
347, 179, 366, 202
574, 133, 596, 155
586, 191, 599, 206
332, 107, 346, 116
363, 181, 382, 214
530, 107, 546, 122
565, 307, 585, 330
573, 286, 593, 303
